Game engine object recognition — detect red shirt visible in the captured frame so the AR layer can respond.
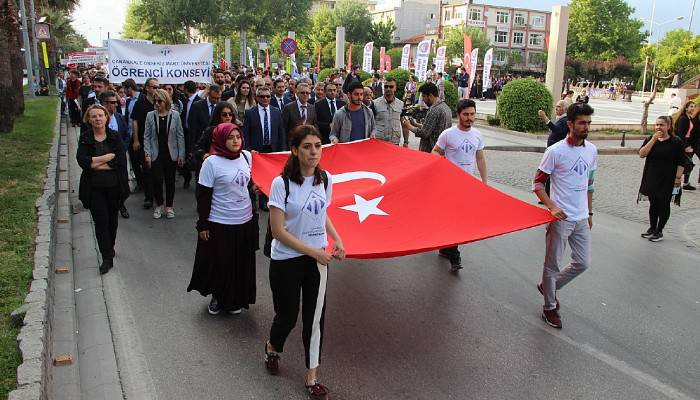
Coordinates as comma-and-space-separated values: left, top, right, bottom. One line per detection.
66, 78, 81, 100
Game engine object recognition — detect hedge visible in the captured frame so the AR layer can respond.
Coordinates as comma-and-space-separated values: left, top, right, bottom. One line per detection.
497, 78, 553, 132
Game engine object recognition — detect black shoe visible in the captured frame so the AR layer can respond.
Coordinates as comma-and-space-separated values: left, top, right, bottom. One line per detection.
143, 200, 153, 209
99, 258, 113, 274
208, 298, 221, 315
449, 257, 463, 271
120, 205, 130, 219
641, 228, 655, 238
649, 231, 664, 242
183, 180, 191, 189
683, 184, 696, 191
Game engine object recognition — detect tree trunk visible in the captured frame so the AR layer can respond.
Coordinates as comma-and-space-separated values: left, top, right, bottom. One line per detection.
0, 0, 24, 132
641, 76, 660, 135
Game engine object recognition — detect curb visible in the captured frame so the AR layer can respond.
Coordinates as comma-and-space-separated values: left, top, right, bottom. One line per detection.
485, 145, 638, 155
475, 122, 647, 141
9, 102, 61, 400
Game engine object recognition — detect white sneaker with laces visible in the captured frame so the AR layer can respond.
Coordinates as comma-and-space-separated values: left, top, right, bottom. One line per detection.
152, 206, 163, 219
166, 208, 175, 219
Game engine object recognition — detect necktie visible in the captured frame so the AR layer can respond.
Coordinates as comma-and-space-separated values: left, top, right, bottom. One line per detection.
330, 100, 336, 115
209, 103, 214, 117
263, 108, 270, 145
301, 105, 307, 124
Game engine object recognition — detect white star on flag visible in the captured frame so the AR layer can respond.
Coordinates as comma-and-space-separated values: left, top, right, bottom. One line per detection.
339, 194, 389, 223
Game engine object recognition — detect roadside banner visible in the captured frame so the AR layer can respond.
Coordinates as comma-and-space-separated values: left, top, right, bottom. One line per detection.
379, 47, 386, 72
435, 46, 447, 73
463, 35, 472, 76
108, 39, 212, 84
362, 42, 374, 73
415, 39, 431, 81
469, 48, 478, 88
482, 48, 493, 93
400, 44, 410, 70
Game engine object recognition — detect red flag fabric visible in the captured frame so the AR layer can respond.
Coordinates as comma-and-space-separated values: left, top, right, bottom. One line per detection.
463, 35, 472, 75
316, 45, 321, 73
252, 139, 554, 259
265, 48, 270, 71
347, 44, 352, 71
379, 46, 386, 72
219, 58, 228, 71
384, 54, 392, 71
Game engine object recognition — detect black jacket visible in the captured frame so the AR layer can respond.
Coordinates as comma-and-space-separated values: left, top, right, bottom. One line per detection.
546, 115, 569, 147
314, 97, 346, 144
76, 129, 130, 209
187, 99, 213, 153
675, 114, 700, 148
242, 106, 287, 152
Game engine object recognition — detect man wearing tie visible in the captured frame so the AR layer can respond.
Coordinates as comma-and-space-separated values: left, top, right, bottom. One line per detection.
314, 82, 345, 144
282, 82, 318, 140
180, 80, 201, 188
243, 86, 286, 211
270, 79, 286, 110
187, 84, 222, 174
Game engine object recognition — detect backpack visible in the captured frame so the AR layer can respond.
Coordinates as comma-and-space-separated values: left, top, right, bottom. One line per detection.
263, 170, 328, 258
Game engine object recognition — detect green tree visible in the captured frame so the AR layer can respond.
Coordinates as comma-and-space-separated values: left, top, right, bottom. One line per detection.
333, 0, 372, 44
567, 0, 645, 60
369, 19, 396, 49
121, 1, 152, 41
645, 29, 700, 80
443, 26, 490, 68
304, 6, 336, 58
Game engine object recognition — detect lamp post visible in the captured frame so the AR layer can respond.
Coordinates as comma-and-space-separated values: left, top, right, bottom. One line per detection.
640, 15, 684, 101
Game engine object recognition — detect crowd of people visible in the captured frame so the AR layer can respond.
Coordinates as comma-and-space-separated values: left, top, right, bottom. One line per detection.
67, 60, 695, 399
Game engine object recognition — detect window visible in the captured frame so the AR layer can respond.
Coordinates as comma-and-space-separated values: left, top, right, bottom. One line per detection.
444, 10, 451, 21
495, 51, 508, 64
455, 10, 463, 20
528, 52, 543, 66
513, 31, 524, 45
529, 33, 544, 47
469, 8, 481, 21
494, 31, 508, 44
531, 15, 545, 27
496, 11, 509, 24
514, 13, 525, 25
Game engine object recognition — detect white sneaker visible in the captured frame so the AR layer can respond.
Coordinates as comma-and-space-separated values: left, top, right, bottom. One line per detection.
165, 208, 175, 219
229, 308, 243, 315
152, 206, 163, 219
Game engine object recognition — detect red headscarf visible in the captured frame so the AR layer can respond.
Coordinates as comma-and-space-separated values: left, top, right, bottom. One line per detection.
209, 122, 244, 160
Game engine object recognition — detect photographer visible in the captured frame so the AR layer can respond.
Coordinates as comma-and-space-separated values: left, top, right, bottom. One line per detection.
401, 83, 452, 153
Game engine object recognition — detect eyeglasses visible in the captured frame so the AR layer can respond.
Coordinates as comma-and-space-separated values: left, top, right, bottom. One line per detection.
106, 100, 119, 105
220, 112, 234, 117
298, 91, 311, 95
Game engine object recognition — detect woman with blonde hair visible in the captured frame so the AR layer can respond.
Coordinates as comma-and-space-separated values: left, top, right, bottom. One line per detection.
144, 89, 185, 219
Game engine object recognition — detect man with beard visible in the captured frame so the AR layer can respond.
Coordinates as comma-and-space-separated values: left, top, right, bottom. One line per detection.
402, 83, 452, 153
372, 77, 404, 145
329, 81, 375, 144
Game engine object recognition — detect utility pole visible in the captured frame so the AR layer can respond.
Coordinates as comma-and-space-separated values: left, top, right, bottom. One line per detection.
19, 0, 35, 96
29, 0, 42, 86
641, 0, 656, 101
690, 0, 697, 31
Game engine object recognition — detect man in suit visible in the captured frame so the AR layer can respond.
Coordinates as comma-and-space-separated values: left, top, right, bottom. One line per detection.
180, 80, 201, 188
282, 82, 318, 139
282, 78, 297, 105
314, 82, 345, 144
80, 76, 109, 132
370, 73, 383, 99
243, 86, 286, 211
310, 82, 325, 105
101, 90, 131, 218
187, 83, 222, 162
270, 79, 286, 110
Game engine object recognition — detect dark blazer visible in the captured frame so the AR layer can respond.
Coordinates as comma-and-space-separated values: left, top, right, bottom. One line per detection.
187, 98, 213, 153
283, 91, 297, 105
180, 94, 201, 152
546, 115, 569, 147
111, 112, 130, 149
270, 96, 285, 110
282, 101, 318, 138
243, 106, 287, 152
314, 97, 346, 144
76, 129, 130, 209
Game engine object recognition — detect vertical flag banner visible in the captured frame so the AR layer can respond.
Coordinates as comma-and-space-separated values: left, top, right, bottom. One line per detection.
285, 57, 291, 74
435, 46, 447, 73
362, 42, 374, 73
265, 48, 270, 70
384, 55, 392, 71
482, 48, 493, 93
108, 39, 213, 84
415, 39, 431, 81
469, 48, 479, 88
400, 44, 411, 70
247, 47, 254, 68
41, 42, 50, 68
347, 44, 352, 71
463, 35, 472, 76
379, 46, 386, 72
316, 45, 321, 72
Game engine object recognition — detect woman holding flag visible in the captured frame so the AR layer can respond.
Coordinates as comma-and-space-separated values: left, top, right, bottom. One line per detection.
264, 125, 345, 400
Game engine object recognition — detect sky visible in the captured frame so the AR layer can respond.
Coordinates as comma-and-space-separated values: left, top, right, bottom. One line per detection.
72, 0, 698, 47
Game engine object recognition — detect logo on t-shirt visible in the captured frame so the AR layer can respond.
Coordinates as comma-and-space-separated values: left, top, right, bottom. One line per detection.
459, 138, 475, 155
570, 156, 589, 176
232, 170, 249, 188
303, 191, 326, 218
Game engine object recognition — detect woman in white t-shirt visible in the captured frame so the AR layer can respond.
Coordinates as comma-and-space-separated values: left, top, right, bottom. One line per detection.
187, 123, 259, 316
263, 125, 345, 400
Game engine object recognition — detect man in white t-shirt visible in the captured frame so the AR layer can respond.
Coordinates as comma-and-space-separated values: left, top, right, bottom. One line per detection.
668, 93, 682, 116
432, 99, 487, 271
532, 103, 597, 329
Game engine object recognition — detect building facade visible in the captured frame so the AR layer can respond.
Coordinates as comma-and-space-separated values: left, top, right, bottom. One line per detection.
441, 1, 551, 72
369, 0, 440, 45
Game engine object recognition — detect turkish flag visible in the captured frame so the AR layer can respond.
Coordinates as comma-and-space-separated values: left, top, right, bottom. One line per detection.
252, 139, 554, 259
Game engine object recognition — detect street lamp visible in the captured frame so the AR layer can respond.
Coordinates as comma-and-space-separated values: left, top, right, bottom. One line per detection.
640, 15, 684, 101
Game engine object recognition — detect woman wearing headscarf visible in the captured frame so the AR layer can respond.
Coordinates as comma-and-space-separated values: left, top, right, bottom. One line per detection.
187, 123, 258, 315
144, 88, 186, 219
195, 102, 236, 163
638, 115, 686, 242
76, 105, 130, 274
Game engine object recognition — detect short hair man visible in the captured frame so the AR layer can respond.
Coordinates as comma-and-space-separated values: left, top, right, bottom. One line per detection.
402, 82, 452, 153
315, 82, 346, 144
431, 99, 486, 270
370, 73, 383, 99
130, 77, 160, 208
100, 90, 131, 218
538, 100, 570, 147
283, 78, 297, 105
533, 103, 597, 329
457, 67, 470, 99
372, 77, 405, 146
311, 82, 325, 105
330, 81, 375, 144
342, 64, 362, 94
282, 82, 318, 138
187, 84, 222, 173
362, 87, 376, 114
81, 76, 110, 124
271, 79, 286, 110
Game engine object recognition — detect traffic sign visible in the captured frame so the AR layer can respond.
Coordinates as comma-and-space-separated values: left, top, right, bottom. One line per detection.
280, 37, 298, 56
35, 23, 50, 39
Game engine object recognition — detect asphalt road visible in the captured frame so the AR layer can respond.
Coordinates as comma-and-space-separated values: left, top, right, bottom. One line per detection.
101, 179, 700, 400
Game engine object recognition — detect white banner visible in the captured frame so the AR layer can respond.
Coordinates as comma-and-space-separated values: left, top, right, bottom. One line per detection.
415, 39, 431, 81
108, 39, 212, 84
362, 42, 374, 73
482, 48, 493, 92
247, 47, 254, 69
469, 48, 478, 88
400, 44, 410, 70
435, 46, 447, 73
123, 38, 152, 44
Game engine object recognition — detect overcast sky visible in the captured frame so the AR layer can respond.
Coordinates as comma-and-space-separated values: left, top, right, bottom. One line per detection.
72, 0, 698, 47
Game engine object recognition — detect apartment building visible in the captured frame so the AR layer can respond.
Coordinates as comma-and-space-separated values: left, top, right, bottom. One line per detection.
441, 1, 551, 72
369, 0, 440, 44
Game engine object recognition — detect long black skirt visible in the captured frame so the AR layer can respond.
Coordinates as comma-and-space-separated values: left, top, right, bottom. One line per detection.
187, 218, 258, 311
